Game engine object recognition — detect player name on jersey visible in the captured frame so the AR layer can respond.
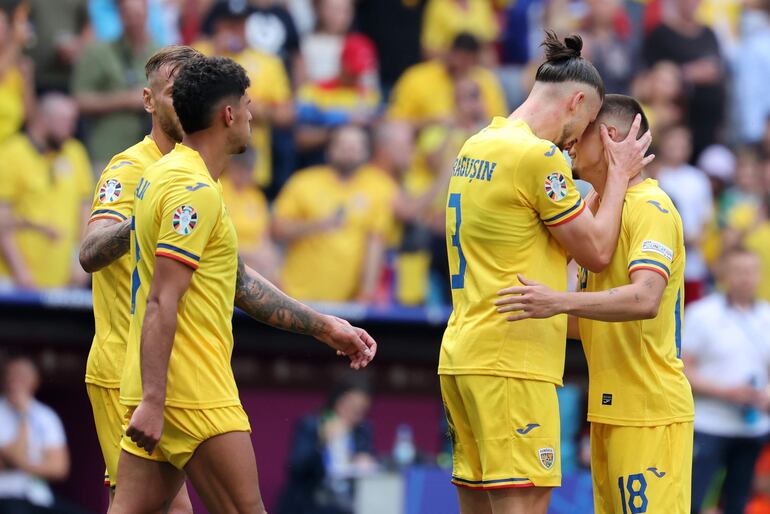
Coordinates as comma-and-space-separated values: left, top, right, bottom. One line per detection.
451, 155, 497, 182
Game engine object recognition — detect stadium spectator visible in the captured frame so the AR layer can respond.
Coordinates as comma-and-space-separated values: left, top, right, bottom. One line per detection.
654, 124, 714, 303
683, 247, 770, 514
720, 148, 763, 228
87, 0, 178, 45
300, 0, 356, 84
195, 1, 293, 189
420, 0, 499, 59
0, 93, 92, 290
0, 0, 34, 143
643, 0, 726, 159
277, 378, 376, 514
295, 33, 380, 165
387, 32, 506, 128
632, 60, 686, 132
233, 0, 302, 79
273, 125, 390, 303
580, 0, 633, 95
0, 357, 72, 513
72, 0, 157, 167
357, 0, 424, 93
27, 0, 91, 93
733, 0, 770, 145
221, 147, 280, 285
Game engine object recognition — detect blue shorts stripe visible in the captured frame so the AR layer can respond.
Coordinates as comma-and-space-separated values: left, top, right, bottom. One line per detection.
452, 476, 531, 485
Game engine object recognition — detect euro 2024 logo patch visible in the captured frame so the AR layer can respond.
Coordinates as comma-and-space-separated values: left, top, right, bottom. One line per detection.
172, 205, 198, 235
98, 179, 122, 203
538, 447, 555, 470
544, 172, 568, 202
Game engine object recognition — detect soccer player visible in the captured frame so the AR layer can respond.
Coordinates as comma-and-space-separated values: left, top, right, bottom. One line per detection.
439, 34, 653, 514
79, 45, 200, 511
495, 95, 694, 514
111, 56, 376, 514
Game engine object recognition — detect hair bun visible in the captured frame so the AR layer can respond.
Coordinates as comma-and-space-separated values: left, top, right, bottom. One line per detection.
541, 31, 583, 62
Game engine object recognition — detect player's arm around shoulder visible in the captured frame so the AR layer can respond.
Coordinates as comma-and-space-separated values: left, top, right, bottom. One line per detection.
79, 157, 143, 272
547, 116, 654, 272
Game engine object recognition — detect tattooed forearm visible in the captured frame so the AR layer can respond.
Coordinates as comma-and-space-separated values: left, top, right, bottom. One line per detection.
234, 257, 328, 336
79, 219, 131, 272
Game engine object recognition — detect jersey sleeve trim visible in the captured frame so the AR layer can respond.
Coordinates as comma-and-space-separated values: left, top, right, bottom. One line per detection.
90, 209, 128, 222
542, 199, 585, 227
628, 259, 670, 281
155, 243, 200, 270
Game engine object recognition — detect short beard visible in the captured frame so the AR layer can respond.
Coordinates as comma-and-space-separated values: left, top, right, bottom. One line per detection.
158, 114, 184, 143
554, 121, 574, 151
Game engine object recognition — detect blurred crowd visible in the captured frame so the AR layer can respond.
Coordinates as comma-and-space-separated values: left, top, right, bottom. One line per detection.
0, 0, 769, 307
5, 2, 770, 513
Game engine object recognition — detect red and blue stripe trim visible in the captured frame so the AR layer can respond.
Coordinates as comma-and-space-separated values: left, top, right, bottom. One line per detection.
628, 259, 670, 281
90, 209, 128, 222
155, 243, 200, 270
452, 476, 534, 490
543, 199, 585, 227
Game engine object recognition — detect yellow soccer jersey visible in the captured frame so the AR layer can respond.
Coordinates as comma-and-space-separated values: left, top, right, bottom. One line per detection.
439, 117, 586, 385
121, 143, 240, 409
579, 179, 694, 426
86, 136, 162, 388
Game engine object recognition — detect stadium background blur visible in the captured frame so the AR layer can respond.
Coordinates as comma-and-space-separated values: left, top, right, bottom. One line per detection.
1, 0, 770, 513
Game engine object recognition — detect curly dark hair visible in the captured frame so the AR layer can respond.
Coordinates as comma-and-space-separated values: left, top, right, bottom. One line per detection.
536, 31, 604, 98
172, 56, 250, 134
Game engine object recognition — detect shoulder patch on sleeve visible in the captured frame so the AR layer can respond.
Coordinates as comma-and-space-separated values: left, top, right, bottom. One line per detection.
544, 172, 568, 201
642, 240, 674, 261
172, 205, 198, 235
98, 179, 122, 203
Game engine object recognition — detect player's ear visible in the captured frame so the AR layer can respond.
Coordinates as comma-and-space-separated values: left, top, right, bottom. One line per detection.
606, 125, 621, 142
143, 87, 153, 115
223, 104, 235, 127
569, 91, 585, 113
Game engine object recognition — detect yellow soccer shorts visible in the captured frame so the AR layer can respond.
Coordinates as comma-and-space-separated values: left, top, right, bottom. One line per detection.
590, 422, 693, 514
86, 383, 125, 487
440, 375, 561, 489
120, 404, 251, 470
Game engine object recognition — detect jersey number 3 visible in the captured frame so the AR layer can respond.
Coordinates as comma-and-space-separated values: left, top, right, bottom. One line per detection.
448, 193, 467, 289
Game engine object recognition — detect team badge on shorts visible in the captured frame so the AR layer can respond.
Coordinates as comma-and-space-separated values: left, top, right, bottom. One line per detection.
544, 172, 568, 201
98, 179, 122, 203
172, 205, 198, 235
538, 447, 555, 470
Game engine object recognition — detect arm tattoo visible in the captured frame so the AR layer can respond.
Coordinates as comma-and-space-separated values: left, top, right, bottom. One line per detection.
79, 219, 131, 272
234, 257, 327, 336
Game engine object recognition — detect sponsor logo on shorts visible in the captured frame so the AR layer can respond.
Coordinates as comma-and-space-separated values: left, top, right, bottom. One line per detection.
647, 467, 666, 478
538, 448, 555, 470
516, 423, 541, 435
602, 393, 613, 405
